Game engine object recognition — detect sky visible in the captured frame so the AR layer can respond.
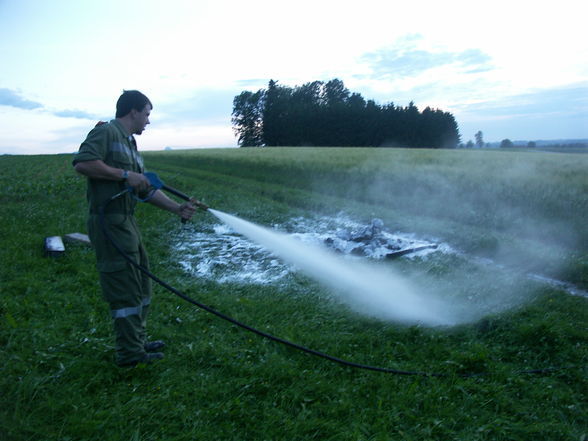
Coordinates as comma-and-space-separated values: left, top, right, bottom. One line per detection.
0, 0, 586, 155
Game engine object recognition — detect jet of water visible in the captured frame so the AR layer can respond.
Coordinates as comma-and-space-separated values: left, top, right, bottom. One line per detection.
209, 209, 457, 326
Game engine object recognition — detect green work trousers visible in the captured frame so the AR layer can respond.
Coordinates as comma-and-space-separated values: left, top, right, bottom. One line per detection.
88, 214, 152, 365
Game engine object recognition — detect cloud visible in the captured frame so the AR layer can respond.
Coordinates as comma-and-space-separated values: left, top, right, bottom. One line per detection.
0, 88, 102, 120
52, 109, 101, 120
0, 88, 43, 110
234, 79, 270, 89
457, 49, 494, 73
156, 88, 239, 125
454, 82, 588, 140
361, 47, 493, 79
455, 83, 588, 118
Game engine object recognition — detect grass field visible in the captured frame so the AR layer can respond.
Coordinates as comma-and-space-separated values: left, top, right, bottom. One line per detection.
1, 147, 587, 440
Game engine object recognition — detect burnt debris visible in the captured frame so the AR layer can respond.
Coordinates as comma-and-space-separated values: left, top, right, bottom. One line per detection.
323, 218, 438, 259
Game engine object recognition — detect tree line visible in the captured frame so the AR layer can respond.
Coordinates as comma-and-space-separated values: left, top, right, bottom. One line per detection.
459, 131, 587, 149
232, 79, 461, 148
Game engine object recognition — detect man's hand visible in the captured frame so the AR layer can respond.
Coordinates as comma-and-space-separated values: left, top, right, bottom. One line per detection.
147, 190, 196, 221
74, 161, 149, 195
190, 198, 209, 211
178, 201, 197, 221
126, 171, 150, 194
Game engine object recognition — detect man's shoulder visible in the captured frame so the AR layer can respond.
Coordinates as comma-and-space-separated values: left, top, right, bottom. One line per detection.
90, 120, 118, 134
85, 120, 130, 144
75, 120, 120, 162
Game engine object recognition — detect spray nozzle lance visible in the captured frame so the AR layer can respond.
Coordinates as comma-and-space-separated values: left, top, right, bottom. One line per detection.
116, 171, 208, 216
143, 172, 207, 209
143, 172, 208, 225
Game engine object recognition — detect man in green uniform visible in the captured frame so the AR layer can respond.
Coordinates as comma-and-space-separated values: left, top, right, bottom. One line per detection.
73, 90, 206, 367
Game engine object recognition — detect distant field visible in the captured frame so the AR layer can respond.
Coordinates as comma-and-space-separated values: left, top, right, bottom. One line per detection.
1, 148, 586, 441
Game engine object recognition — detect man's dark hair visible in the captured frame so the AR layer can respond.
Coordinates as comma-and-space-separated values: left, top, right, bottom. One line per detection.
115, 90, 152, 118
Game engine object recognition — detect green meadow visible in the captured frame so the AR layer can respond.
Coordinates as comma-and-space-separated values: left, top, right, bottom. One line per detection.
1, 147, 587, 440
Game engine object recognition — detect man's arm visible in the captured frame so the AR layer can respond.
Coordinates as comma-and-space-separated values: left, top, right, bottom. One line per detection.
75, 161, 200, 220
148, 190, 196, 220
74, 160, 150, 192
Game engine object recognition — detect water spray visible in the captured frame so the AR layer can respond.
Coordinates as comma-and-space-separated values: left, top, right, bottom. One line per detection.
208, 209, 455, 326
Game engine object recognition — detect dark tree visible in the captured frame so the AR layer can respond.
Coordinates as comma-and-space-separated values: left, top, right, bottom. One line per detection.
437, 110, 461, 148
262, 80, 293, 146
231, 90, 264, 147
232, 78, 461, 148
475, 131, 484, 148
323, 79, 350, 106
500, 139, 514, 148
289, 81, 324, 145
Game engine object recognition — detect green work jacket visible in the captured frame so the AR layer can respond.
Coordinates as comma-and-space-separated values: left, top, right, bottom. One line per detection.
73, 119, 145, 215
73, 120, 148, 272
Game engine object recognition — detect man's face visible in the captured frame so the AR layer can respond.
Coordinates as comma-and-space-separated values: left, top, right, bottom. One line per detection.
132, 104, 151, 135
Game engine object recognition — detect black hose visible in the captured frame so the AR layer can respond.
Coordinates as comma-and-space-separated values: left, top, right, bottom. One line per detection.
98, 194, 577, 378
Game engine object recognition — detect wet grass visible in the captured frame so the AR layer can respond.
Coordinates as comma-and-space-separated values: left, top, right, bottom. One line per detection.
1, 149, 587, 441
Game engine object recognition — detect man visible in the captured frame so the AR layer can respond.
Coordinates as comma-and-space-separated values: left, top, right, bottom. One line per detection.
73, 90, 206, 367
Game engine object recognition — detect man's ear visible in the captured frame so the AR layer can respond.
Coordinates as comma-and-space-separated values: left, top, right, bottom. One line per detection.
129, 108, 139, 119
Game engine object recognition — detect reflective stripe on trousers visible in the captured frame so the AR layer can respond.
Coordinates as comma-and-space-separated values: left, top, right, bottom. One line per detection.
111, 297, 151, 319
